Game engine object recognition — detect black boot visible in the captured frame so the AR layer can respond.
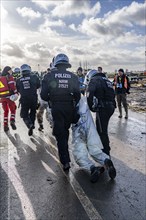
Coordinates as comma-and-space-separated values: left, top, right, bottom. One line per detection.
28, 124, 34, 136
63, 162, 70, 171
38, 124, 44, 131
10, 121, 17, 130
104, 159, 116, 179
4, 125, 9, 132
118, 106, 122, 118
90, 166, 102, 183
125, 108, 128, 119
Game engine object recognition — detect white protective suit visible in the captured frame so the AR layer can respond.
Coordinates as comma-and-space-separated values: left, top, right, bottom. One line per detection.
72, 96, 109, 171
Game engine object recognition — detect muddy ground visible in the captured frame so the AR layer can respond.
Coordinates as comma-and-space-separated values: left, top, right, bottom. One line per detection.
127, 82, 146, 113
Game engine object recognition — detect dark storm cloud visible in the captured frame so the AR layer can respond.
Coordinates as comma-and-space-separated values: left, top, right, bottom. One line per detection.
25, 42, 51, 58
2, 42, 24, 58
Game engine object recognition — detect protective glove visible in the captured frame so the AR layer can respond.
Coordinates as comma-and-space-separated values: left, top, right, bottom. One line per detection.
92, 97, 99, 112
9, 94, 19, 102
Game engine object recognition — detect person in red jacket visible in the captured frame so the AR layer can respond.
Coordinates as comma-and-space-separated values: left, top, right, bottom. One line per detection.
0, 66, 18, 132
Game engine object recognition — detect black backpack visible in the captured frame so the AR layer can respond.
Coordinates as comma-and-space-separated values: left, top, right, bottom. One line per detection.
97, 76, 115, 102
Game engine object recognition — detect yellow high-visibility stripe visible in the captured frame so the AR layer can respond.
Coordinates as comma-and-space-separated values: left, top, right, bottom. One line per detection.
0, 81, 5, 88
0, 91, 10, 95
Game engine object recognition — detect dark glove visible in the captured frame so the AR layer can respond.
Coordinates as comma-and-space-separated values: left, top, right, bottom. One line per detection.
91, 106, 99, 112
36, 102, 40, 110
92, 97, 99, 112
126, 91, 130, 94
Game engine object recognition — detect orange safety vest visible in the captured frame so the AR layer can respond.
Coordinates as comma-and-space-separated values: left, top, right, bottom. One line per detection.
0, 76, 11, 97
124, 77, 128, 89
114, 75, 128, 89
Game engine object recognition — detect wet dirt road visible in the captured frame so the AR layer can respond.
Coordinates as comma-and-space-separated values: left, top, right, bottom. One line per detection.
0, 106, 146, 220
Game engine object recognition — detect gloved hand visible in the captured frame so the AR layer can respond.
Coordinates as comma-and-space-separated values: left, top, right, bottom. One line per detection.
92, 97, 99, 112
10, 94, 19, 102
92, 103, 99, 112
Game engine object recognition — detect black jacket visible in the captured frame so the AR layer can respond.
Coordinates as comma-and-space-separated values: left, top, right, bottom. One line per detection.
16, 72, 40, 98
87, 73, 116, 111
41, 69, 80, 105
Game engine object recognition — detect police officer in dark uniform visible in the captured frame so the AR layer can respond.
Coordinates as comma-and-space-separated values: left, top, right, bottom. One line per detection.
86, 69, 116, 156
16, 64, 40, 136
41, 54, 81, 171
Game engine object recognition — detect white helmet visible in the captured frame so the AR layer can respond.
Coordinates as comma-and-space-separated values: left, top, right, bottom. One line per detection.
20, 64, 31, 72
13, 67, 21, 78
84, 69, 98, 85
54, 53, 71, 68
10, 94, 19, 102
13, 67, 20, 73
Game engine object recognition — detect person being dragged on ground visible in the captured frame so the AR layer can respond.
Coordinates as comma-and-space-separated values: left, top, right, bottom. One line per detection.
72, 96, 116, 183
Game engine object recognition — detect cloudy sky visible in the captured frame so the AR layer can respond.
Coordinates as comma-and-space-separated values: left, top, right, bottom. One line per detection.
1, 0, 145, 72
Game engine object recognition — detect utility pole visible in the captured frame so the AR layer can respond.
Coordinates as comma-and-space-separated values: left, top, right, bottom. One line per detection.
86, 61, 88, 70
38, 64, 40, 74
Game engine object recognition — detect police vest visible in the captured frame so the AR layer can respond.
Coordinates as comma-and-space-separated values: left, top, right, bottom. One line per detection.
18, 75, 39, 97
0, 76, 11, 97
48, 71, 75, 102
94, 76, 115, 102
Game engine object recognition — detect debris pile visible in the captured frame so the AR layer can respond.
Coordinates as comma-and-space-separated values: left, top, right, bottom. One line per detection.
127, 83, 146, 113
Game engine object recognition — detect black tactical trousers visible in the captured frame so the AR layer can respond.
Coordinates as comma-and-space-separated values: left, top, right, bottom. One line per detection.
96, 103, 115, 156
20, 96, 37, 128
51, 102, 74, 165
